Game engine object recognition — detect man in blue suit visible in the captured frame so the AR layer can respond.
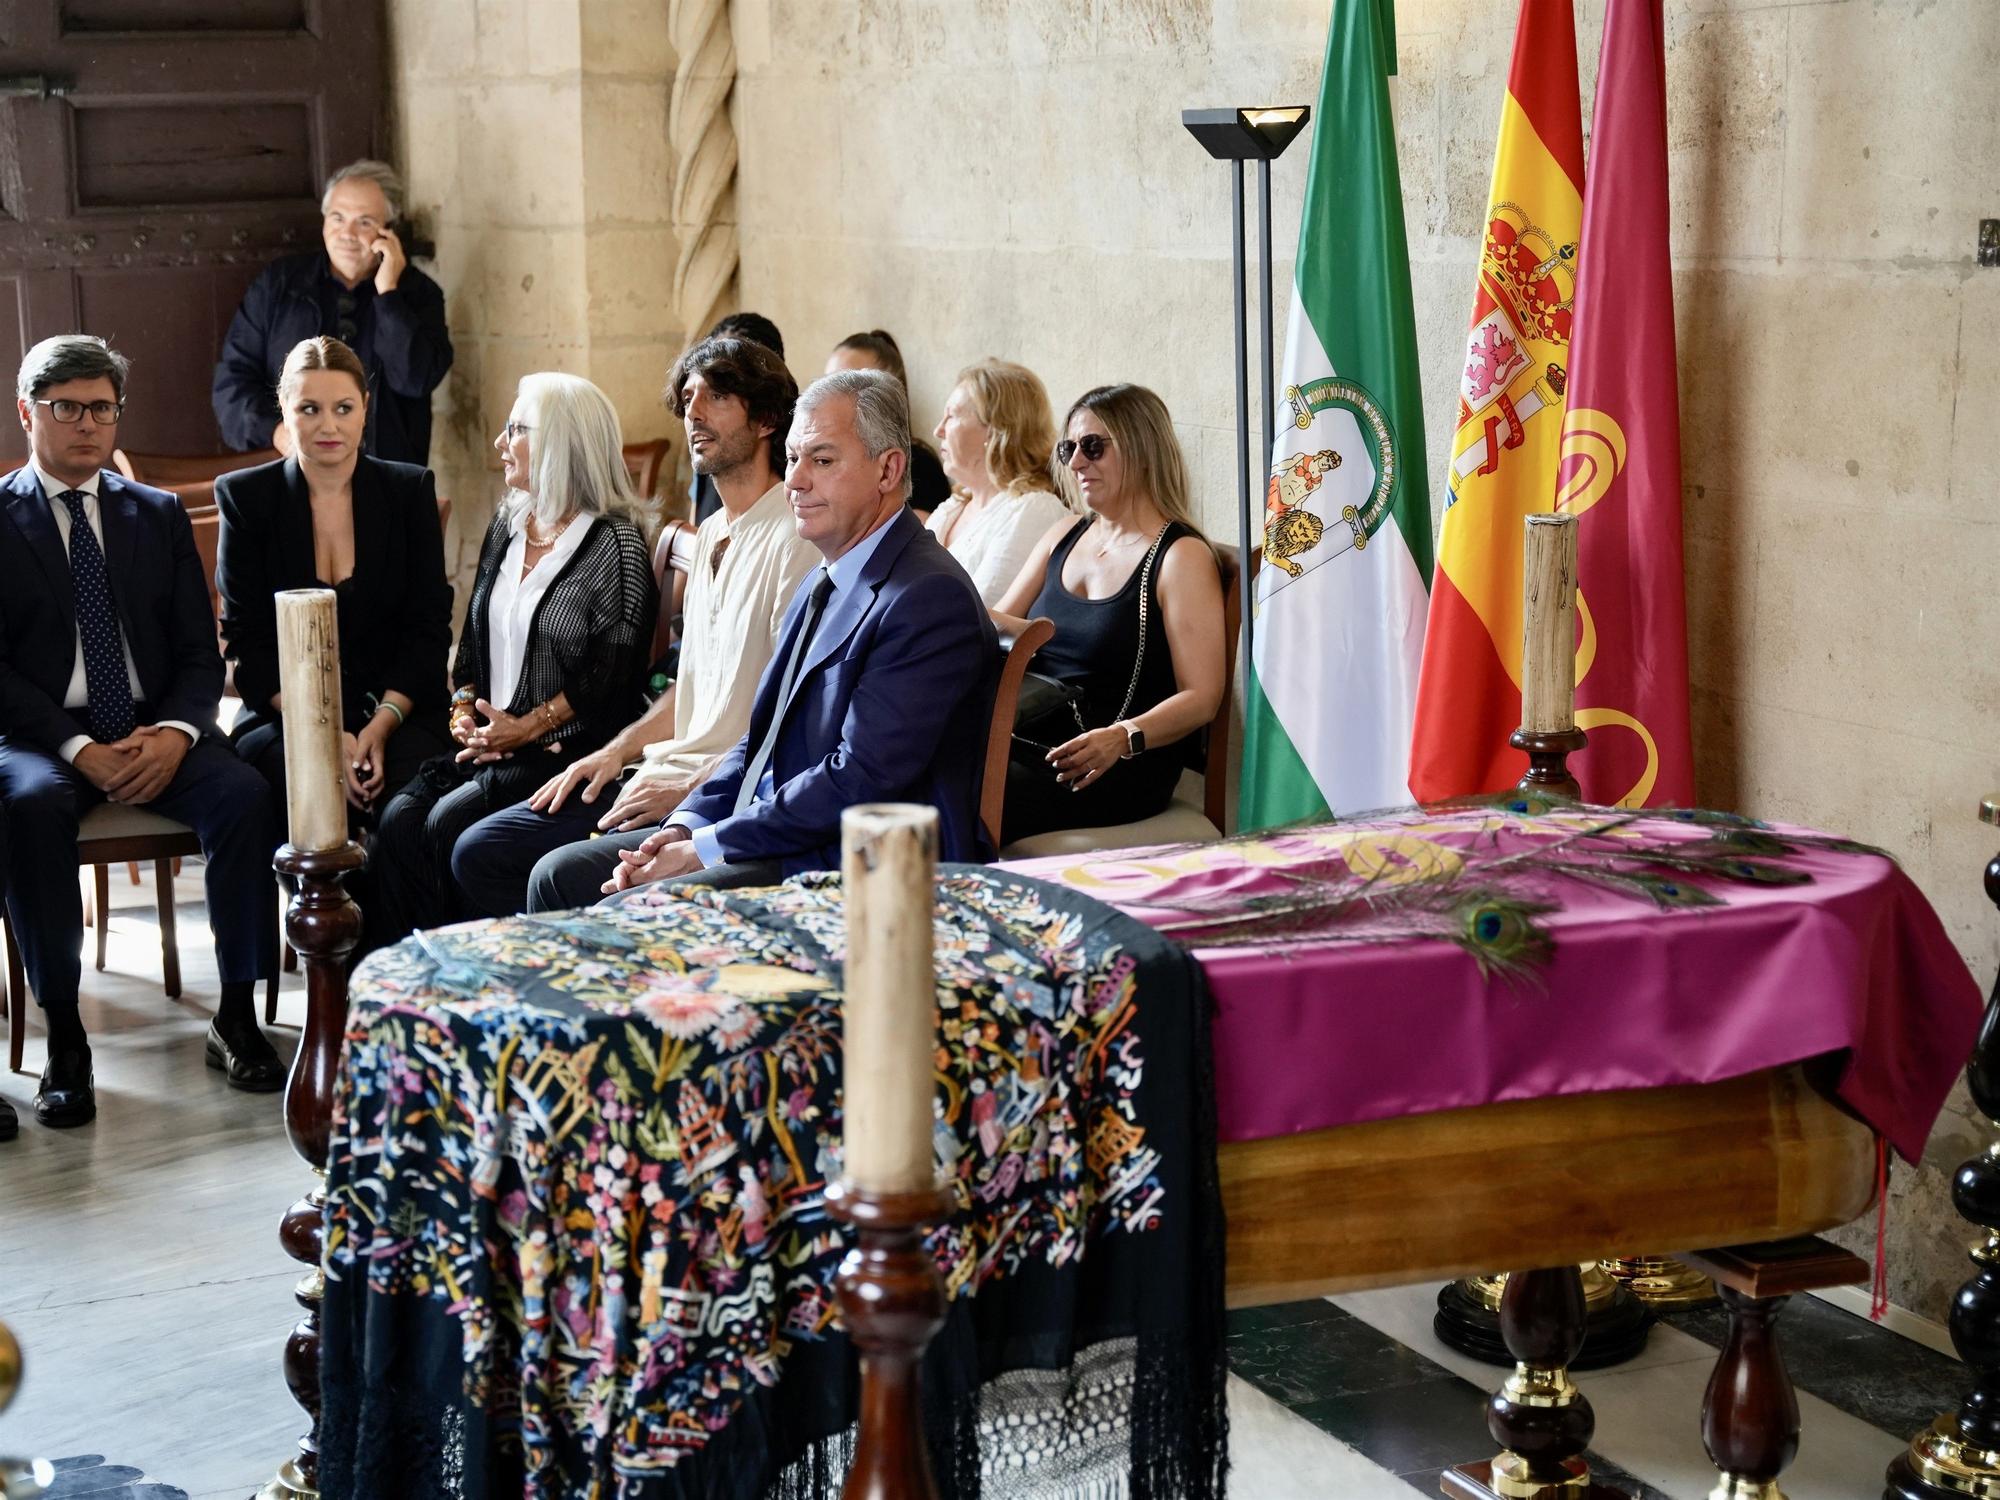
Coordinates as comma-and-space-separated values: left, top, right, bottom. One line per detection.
524, 368, 997, 908
3, 335, 283, 1128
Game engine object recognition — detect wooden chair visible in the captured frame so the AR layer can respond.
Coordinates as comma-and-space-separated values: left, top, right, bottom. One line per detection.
981, 619, 1056, 850
649, 522, 687, 669
113, 447, 279, 510
2, 803, 281, 1072
622, 439, 671, 503
998, 552, 1240, 858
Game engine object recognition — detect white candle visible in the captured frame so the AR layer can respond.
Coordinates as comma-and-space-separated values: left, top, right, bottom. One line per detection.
274, 589, 348, 852
840, 803, 940, 1195
1519, 514, 1580, 735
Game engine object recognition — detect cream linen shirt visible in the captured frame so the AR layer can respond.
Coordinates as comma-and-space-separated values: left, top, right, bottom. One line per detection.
632, 481, 818, 784
924, 487, 1072, 605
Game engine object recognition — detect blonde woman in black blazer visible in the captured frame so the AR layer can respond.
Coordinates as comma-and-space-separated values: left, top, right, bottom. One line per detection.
216, 336, 453, 828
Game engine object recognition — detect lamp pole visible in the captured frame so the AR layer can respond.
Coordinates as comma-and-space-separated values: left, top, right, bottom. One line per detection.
1231, 158, 1252, 674
1181, 106, 1310, 704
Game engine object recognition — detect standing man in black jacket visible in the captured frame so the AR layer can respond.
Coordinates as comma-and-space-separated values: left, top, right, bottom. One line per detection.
212, 159, 453, 466
6, 336, 284, 1128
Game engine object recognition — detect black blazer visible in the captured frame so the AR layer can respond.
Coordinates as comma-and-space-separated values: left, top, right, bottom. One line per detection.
215, 455, 453, 729
0, 465, 224, 753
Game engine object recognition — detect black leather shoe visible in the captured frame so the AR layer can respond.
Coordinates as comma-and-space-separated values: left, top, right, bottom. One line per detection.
205, 1017, 285, 1093
35, 1047, 96, 1127
0, 1094, 16, 1141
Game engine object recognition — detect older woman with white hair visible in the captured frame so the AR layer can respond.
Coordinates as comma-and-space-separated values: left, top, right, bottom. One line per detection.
366, 372, 657, 951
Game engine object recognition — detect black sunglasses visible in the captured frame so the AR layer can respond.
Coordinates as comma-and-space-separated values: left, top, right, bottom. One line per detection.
1055, 433, 1112, 465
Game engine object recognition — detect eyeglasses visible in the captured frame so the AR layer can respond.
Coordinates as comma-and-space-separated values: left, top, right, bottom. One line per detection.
335, 291, 359, 347
1055, 434, 1112, 465
31, 398, 124, 426
500, 420, 533, 441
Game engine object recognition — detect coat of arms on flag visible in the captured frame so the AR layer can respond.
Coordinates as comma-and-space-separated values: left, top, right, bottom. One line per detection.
1261, 377, 1399, 588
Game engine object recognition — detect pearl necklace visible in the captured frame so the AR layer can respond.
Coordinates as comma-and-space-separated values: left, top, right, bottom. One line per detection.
525, 514, 575, 549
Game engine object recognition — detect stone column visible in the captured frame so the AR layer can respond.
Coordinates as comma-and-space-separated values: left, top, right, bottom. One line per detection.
385, 0, 691, 591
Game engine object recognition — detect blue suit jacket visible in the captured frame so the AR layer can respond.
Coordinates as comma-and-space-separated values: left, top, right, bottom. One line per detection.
679, 507, 1000, 874
0, 465, 224, 755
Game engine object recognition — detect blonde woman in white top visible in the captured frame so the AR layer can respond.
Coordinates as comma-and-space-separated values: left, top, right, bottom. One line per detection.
925, 359, 1071, 604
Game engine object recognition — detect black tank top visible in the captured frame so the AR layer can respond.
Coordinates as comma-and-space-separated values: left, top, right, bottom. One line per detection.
1028, 515, 1190, 735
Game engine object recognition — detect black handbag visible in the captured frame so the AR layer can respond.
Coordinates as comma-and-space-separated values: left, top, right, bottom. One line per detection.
1011, 522, 1171, 756
1012, 671, 1089, 750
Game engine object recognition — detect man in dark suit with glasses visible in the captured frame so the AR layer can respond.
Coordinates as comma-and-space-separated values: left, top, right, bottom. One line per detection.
3, 335, 284, 1130
212, 158, 452, 466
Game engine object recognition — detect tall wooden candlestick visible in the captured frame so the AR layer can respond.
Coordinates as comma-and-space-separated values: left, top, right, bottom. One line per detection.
257, 591, 366, 1500
828, 804, 953, 1500
1511, 513, 1587, 797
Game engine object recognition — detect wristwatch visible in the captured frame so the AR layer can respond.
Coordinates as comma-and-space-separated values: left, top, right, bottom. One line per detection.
1119, 721, 1146, 759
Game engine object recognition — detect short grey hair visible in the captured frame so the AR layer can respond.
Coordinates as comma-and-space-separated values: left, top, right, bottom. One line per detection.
797, 369, 912, 501
17, 335, 130, 402
321, 158, 403, 221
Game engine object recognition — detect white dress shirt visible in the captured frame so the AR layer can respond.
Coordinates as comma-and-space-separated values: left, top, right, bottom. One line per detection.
486, 504, 596, 709
27, 460, 200, 764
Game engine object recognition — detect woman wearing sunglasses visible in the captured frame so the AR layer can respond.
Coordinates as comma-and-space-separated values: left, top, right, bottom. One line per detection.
989, 383, 1226, 843
364, 372, 657, 952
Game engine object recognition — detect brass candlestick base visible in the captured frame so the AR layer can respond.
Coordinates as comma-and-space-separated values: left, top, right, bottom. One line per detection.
1600, 1254, 1717, 1309
0, 1318, 55, 1498
254, 843, 365, 1500
1437, 1265, 1651, 1371
1886, 797, 2000, 1500
826, 1180, 955, 1500
1441, 1266, 1633, 1500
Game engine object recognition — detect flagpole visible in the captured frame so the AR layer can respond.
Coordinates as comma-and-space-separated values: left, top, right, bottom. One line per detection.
1231, 157, 1254, 677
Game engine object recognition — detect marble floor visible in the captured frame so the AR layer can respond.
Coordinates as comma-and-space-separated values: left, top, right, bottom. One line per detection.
0, 866, 1969, 1498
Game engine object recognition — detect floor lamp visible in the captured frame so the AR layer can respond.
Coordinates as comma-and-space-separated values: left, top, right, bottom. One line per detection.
1181, 105, 1309, 677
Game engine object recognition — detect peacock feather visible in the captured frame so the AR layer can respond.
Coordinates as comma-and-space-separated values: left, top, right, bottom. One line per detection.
1451, 895, 1557, 981
1078, 792, 1895, 987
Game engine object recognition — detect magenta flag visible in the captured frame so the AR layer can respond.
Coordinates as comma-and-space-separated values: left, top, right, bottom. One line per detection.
1556, 0, 1695, 807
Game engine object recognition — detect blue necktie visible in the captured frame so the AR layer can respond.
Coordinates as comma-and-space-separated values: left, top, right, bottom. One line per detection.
734, 571, 835, 813
57, 489, 136, 744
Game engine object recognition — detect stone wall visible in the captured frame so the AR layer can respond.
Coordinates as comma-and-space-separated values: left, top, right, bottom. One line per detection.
732, 0, 1999, 1321
385, 0, 685, 589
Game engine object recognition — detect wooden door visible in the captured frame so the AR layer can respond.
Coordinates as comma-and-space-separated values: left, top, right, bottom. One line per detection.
0, 0, 383, 465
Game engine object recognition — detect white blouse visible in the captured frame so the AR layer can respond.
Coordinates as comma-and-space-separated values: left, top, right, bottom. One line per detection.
926, 487, 1073, 605
487, 506, 595, 708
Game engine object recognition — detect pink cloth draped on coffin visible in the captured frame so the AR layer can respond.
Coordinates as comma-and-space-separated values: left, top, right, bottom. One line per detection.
1006, 804, 1984, 1163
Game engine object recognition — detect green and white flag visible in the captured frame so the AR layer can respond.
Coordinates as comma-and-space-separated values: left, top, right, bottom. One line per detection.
1240, 0, 1434, 828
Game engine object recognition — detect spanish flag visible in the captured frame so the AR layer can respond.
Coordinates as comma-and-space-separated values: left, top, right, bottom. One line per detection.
1407, 0, 1584, 801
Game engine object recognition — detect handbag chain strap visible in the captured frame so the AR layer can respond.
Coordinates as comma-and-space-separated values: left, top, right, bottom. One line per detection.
1053, 518, 1172, 739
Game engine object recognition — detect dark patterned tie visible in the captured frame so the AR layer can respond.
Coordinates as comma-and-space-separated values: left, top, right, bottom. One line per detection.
57, 489, 136, 743
734, 571, 835, 813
